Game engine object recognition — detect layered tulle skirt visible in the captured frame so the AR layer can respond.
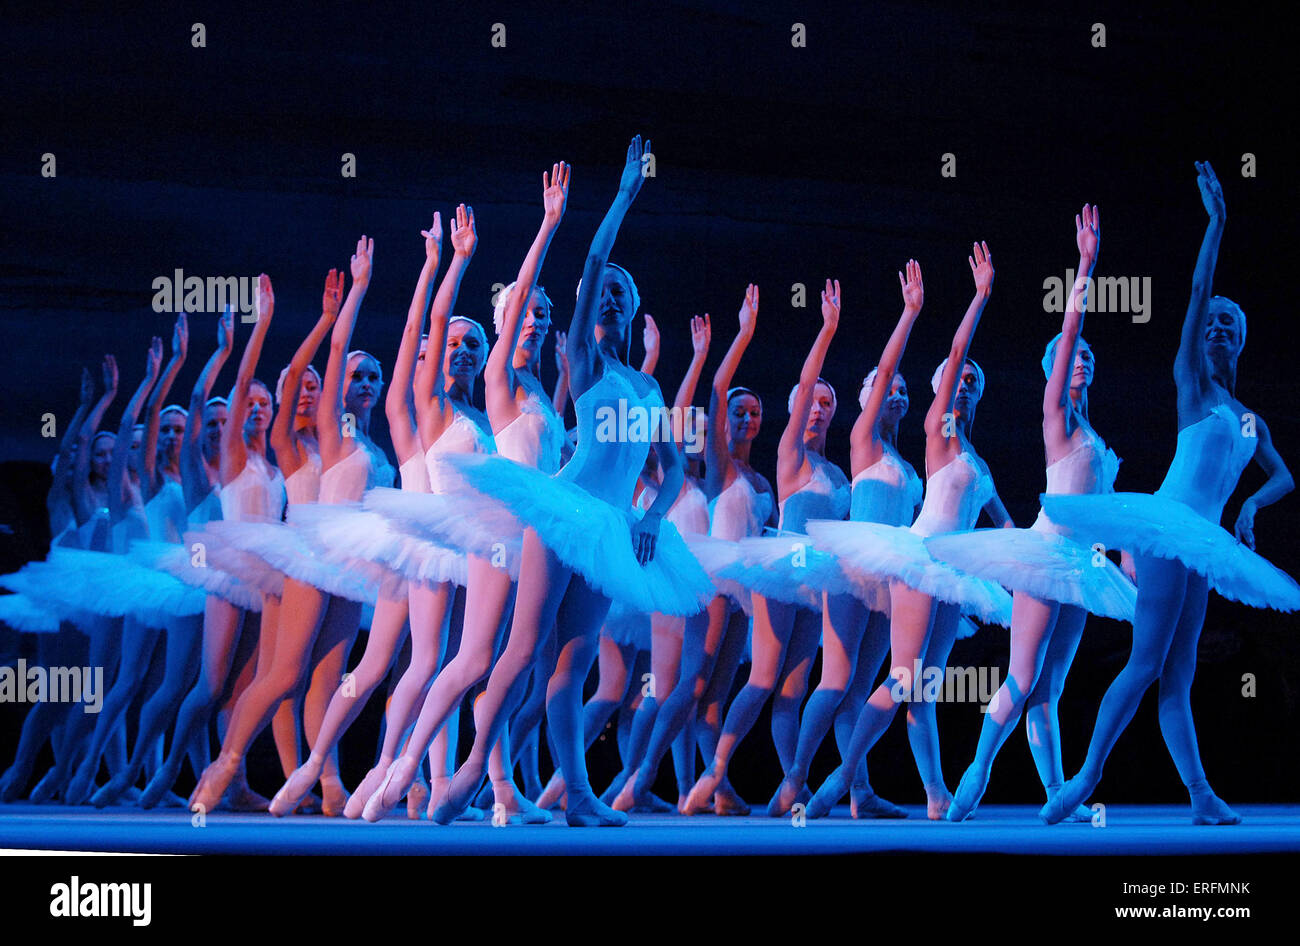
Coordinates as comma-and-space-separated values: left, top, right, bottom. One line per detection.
0, 547, 207, 629
925, 526, 1137, 621
131, 539, 272, 612
1040, 492, 1300, 611
804, 520, 1013, 627
602, 601, 653, 649
714, 531, 856, 612
363, 487, 521, 580
417, 454, 714, 617
682, 533, 753, 615
0, 593, 62, 633
289, 503, 468, 590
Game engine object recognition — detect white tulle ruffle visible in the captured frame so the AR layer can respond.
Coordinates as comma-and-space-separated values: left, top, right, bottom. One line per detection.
0, 593, 62, 633
289, 503, 469, 589
130, 539, 270, 612
363, 487, 521, 580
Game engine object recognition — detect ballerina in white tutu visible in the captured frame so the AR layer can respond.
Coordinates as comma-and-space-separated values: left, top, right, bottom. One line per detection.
768, 261, 930, 820
682, 279, 853, 816
395, 135, 712, 827
806, 242, 1015, 820
1040, 163, 1299, 825
359, 175, 573, 824
928, 206, 1137, 822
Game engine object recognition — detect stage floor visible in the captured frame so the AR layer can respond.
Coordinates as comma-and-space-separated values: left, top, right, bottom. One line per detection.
2, 803, 1297, 855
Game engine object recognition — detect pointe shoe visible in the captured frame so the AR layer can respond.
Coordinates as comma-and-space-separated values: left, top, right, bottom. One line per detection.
406, 778, 429, 821
472, 782, 494, 811
270, 762, 323, 817
320, 776, 349, 817
292, 792, 322, 815
91, 773, 134, 809
189, 754, 241, 813
535, 771, 567, 811
64, 763, 97, 806
493, 780, 552, 825
645, 793, 676, 813
851, 786, 908, 819
137, 765, 178, 810
1190, 790, 1241, 826
925, 785, 953, 821
682, 767, 722, 815
599, 770, 631, 807
1, 766, 32, 803
947, 766, 988, 822
227, 779, 271, 812
1040, 775, 1092, 825
806, 766, 848, 819
766, 776, 805, 817
30, 765, 68, 804
158, 790, 188, 809
565, 791, 628, 827
713, 782, 750, 816
362, 757, 418, 823
344, 762, 392, 820
432, 765, 486, 825
611, 773, 643, 813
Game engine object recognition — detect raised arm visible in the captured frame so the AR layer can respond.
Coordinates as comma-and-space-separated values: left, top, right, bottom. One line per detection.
486, 163, 570, 428
274, 270, 341, 472
222, 275, 275, 481
706, 285, 757, 498
108, 338, 162, 524
1043, 206, 1100, 441
182, 309, 233, 511
414, 206, 474, 448
72, 355, 119, 522
319, 242, 371, 468
851, 260, 923, 473
386, 217, 440, 464
671, 313, 711, 450
569, 135, 648, 396
926, 243, 993, 444
51, 369, 94, 525
639, 314, 660, 376
142, 313, 188, 499
779, 279, 839, 485
1173, 161, 1225, 406
551, 328, 570, 418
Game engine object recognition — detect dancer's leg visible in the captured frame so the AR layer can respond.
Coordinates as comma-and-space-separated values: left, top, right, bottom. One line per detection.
906, 601, 963, 819
1025, 604, 1087, 794
304, 594, 365, 814
1, 628, 80, 801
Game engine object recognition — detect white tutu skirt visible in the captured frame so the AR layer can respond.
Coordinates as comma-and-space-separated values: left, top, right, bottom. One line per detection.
131, 539, 270, 612
289, 503, 469, 589
925, 528, 1137, 621
716, 532, 856, 612
0, 593, 62, 633
602, 601, 652, 649
426, 454, 715, 617
805, 520, 1013, 627
363, 487, 521, 580
1040, 493, 1300, 611
682, 533, 750, 615
201, 515, 385, 604
0, 547, 206, 628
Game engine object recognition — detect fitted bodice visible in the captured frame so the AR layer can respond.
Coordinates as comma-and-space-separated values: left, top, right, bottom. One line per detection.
911, 451, 993, 538
1156, 402, 1256, 522
851, 449, 923, 527
321, 440, 395, 505
778, 461, 851, 533
1032, 424, 1122, 534
220, 454, 285, 522
558, 369, 662, 507
284, 449, 322, 506
496, 388, 567, 474
709, 473, 774, 541
425, 411, 495, 495
190, 486, 223, 527
638, 478, 711, 536
145, 479, 188, 544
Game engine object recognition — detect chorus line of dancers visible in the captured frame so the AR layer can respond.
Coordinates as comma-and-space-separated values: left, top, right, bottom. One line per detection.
2, 147, 1296, 828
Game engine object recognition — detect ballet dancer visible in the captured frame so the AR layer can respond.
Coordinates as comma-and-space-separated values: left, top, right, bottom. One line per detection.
1040, 163, 1299, 825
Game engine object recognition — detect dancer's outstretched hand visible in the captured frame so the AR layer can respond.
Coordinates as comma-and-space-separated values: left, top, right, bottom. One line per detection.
738, 283, 758, 334
449, 204, 476, 259
350, 238, 374, 288
78, 366, 95, 406
102, 354, 119, 395
217, 306, 234, 356
1075, 204, 1100, 261
820, 278, 841, 331
643, 314, 660, 359
321, 268, 343, 322
1196, 161, 1225, 222
421, 210, 443, 264
690, 313, 711, 357
969, 241, 994, 295
631, 512, 660, 565
543, 161, 570, 226
145, 336, 163, 381
172, 312, 189, 360
618, 135, 650, 202
899, 259, 923, 311
255, 273, 275, 323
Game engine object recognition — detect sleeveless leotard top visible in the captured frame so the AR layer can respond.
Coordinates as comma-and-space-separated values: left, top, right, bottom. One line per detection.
284, 447, 323, 506
560, 370, 661, 507
1156, 402, 1256, 523
778, 461, 851, 533
145, 479, 189, 544
1032, 423, 1121, 535
495, 387, 567, 474
220, 454, 286, 522
399, 453, 430, 493
910, 451, 993, 538
638, 477, 711, 536
851, 449, 923, 528
425, 411, 495, 495
709, 473, 774, 542
321, 440, 394, 505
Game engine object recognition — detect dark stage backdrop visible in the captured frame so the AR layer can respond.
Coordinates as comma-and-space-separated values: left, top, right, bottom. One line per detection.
1, 4, 1296, 805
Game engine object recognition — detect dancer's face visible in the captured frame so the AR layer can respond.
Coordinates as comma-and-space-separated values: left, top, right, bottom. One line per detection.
128, 427, 145, 476
345, 355, 383, 415
158, 412, 186, 463
882, 374, 909, 425
1070, 342, 1094, 390
445, 323, 486, 384
245, 382, 273, 434
518, 290, 553, 362
1205, 303, 1244, 359
728, 393, 761, 444
597, 268, 635, 334
805, 382, 836, 439
296, 371, 321, 421
91, 435, 114, 481
203, 403, 227, 458
953, 363, 981, 414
